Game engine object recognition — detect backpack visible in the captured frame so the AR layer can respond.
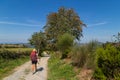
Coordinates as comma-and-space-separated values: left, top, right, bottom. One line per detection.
30, 51, 37, 61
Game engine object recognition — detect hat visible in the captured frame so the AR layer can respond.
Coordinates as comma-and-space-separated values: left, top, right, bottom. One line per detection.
33, 49, 36, 52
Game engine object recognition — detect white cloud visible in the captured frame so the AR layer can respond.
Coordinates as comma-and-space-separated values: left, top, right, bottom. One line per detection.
87, 22, 107, 27
0, 21, 41, 26
26, 19, 40, 24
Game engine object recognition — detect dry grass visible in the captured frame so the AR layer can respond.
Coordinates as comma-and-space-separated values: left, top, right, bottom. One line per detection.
77, 68, 93, 80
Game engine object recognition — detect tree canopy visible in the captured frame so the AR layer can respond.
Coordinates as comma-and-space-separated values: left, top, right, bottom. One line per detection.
44, 7, 86, 49
29, 7, 86, 51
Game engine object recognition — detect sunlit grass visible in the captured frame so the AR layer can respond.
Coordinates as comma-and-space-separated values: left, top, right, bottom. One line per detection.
0, 48, 33, 52
48, 53, 78, 80
0, 57, 29, 79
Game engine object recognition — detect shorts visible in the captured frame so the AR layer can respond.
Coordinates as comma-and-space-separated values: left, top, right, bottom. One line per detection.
31, 60, 37, 64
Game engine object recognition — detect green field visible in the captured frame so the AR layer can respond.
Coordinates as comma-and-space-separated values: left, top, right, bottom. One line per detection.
0, 48, 33, 52
0, 48, 33, 79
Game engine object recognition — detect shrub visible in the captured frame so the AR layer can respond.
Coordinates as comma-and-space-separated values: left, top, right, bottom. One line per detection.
92, 67, 107, 80
93, 44, 120, 79
71, 45, 87, 67
85, 40, 99, 69
57, 33, 74, 58
114, 73, 120, 80
71, 40, 98, 68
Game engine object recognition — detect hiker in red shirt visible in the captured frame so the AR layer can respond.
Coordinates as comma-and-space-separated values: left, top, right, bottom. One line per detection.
30, 49, 38, 73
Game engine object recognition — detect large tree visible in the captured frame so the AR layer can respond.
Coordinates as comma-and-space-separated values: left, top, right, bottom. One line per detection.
44, 7, 86, 49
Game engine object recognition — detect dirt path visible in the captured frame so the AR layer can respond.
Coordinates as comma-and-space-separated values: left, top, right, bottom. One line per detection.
77, 68, 93, 80
3, 57, 50, 80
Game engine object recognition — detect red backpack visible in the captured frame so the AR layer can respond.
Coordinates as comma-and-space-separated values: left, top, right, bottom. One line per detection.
30, 51, 37, 61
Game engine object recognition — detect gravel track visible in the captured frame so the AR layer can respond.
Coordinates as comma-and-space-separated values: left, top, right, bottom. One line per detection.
3, 57, 49, 80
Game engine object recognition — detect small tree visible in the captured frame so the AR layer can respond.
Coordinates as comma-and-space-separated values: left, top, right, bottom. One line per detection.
29, 31, 46, 55
57, 33, 74, 58
113, 32, 120, 43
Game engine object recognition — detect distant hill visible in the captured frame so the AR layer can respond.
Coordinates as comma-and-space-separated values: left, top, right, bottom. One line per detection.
76, 41, 104, 46
0, 43, 34, 48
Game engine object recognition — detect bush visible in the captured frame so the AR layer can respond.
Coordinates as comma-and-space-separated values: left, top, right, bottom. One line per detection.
57, 33, 74, 58
71, 45, 87, 67
92, 67, 106, 80
85, 40, 99, 69
114, 73, 120, 80
93, 44, 120, 79
71, 40, 98, 68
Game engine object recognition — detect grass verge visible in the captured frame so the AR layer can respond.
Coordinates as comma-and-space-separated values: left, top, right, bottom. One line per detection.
0, 56, 29, 79
48, 53, 78, 80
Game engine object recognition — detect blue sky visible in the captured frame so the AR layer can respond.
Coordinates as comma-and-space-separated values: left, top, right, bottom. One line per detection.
0, 0, 120, 43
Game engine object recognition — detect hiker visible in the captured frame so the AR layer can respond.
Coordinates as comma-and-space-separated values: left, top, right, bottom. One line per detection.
30, 49, 38, 73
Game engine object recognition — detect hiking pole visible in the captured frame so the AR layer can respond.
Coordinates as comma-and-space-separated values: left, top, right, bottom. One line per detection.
37, 49, 39, 55
37, 49, 40, 64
